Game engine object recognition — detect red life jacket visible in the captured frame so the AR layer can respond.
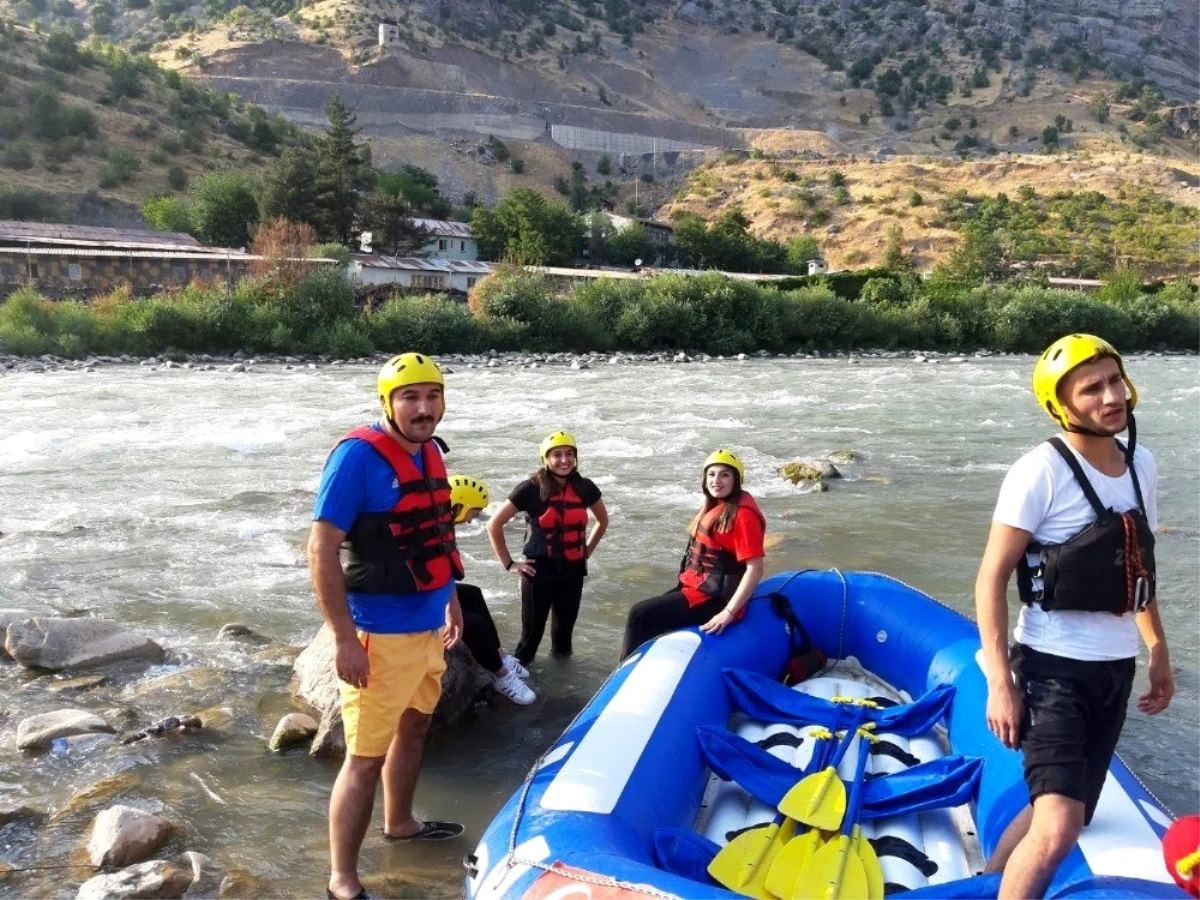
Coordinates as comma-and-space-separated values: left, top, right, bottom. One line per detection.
678, 493, 765, 607
337, 427, 464, 594
536, 481, 590, 562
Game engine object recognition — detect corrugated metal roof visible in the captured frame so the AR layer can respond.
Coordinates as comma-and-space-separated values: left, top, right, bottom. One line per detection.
410, 218, 475, 239
351, 254, 491, 274
0, 247, 331, 262
0, 220, 204, 251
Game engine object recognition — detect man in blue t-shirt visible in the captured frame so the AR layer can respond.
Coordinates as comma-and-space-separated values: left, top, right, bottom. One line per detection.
309, 352, 465, 900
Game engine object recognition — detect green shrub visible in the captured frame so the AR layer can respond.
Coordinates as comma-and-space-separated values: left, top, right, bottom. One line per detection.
4, 139, 33, 169
366, 294, 485, 354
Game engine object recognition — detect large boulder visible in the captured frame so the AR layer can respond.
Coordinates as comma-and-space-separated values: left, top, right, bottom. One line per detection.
268, 713, 318, 752
86, 805, 174, 868
293, 624, 490, 757
780, 458, 843, 483
76, 860, 192, 900
6, 618, 163, 671
16, 709, 115, 751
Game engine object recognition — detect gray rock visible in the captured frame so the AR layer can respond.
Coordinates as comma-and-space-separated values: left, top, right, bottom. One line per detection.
215, 623, 269, 645
16, 709, 115, 751
87, 805, 175, 868
268, 713, 318, 752
6, 618, 163, 671
0, 800, 46, 827
294, 624, 489, 757
77, 860, 192, 900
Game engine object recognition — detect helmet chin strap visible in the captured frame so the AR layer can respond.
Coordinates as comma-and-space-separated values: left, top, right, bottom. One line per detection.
1063, 407, 1137, 459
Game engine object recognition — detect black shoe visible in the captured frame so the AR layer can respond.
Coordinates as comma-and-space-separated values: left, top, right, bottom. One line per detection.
326, 888, 371, 899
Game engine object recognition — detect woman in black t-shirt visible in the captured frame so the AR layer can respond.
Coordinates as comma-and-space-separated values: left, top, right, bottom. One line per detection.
486, 430, 609, 666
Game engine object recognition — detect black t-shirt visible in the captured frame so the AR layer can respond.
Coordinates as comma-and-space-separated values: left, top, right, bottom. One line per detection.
509, 475, 602, 572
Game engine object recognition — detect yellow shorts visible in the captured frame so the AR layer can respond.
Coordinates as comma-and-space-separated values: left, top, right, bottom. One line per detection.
340, 629, 446, 758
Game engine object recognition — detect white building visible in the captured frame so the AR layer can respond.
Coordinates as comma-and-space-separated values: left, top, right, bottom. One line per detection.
349, 254, 492, 294
378, 23, 400, 46
807, 258, 829, 275
413, 218, 478, 261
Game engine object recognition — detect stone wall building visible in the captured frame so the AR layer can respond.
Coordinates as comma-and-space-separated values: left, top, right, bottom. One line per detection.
0, 221, 253, 299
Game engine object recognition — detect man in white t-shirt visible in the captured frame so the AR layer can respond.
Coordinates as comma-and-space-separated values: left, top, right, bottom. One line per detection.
974, 334, 1173, 900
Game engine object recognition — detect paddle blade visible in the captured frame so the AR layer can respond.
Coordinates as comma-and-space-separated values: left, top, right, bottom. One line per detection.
777, 767, 846, 830
764, 828, 824, 899
850, 826, 884, 900
795, 833, 869, 900
741, 818, 795, 899
707, 821, 780, 894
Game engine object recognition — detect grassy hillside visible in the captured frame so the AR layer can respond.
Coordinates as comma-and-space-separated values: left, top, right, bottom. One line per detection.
663, 146, 1200, 278
0, 20, 303, 223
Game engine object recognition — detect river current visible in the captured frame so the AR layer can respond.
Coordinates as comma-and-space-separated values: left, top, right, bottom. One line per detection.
1, 354, 1197, 897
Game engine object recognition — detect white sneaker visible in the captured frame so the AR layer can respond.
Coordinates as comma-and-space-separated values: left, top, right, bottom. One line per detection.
492, 669, 536, 705
501, 653, 530, 680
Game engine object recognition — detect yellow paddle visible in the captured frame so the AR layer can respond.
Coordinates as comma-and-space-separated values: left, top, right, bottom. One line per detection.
705, 803, 794, 896
707, 728, 835, 896
777, 699, 877, 829
794, 729, 880, 900
763, 826, 824, 898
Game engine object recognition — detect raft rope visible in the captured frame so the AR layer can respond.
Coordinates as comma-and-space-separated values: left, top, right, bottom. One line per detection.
1121, 511, 1150, 613
1178, 850, 1200, 880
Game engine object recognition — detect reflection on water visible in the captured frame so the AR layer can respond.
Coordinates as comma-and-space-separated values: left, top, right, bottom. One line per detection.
1, 356, 1197, 898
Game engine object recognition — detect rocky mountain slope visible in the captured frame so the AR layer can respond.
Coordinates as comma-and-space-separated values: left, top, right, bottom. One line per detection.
0, 0, 1195, 271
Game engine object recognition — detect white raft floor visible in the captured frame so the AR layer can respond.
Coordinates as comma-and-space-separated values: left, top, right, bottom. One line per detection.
695, 658, 986, 895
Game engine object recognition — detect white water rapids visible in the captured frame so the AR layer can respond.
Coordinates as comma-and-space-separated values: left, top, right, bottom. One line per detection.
1, 354, 1196, 897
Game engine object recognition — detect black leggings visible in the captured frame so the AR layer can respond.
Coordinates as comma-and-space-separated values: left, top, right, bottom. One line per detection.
514, 562, 585, 665
619, 587, 725, 660
458, 583, 502, 674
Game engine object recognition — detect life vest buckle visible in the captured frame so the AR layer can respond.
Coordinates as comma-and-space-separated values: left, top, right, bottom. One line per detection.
1133, 575, 1150, 612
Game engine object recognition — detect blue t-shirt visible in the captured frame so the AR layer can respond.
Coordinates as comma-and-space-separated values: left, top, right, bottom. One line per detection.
313, 425, 453, 634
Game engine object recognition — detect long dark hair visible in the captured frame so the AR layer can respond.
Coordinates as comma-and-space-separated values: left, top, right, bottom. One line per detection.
689, 466, 743, 535
531, 456, 583, 502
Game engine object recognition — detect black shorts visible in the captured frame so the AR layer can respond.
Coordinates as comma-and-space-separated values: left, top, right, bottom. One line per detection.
1012, 644, 1135, 825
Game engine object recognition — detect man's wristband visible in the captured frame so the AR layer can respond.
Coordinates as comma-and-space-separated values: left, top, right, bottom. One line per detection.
505, 559, 514, 571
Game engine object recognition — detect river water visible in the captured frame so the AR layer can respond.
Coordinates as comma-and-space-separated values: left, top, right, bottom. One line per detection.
1, 354, 1197, 898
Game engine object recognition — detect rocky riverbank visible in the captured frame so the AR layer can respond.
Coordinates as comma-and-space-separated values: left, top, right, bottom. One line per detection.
2, 346, 1195, 375
0, 609, 491, 899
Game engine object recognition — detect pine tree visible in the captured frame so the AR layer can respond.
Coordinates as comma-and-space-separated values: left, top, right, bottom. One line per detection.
260, 147, 321, 228
314, 93, 373, 244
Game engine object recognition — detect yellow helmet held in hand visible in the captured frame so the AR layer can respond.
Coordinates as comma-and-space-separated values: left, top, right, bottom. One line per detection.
377, 353, 445, 415
704, 448, 745, 482
540, 430, 578, 464
448, 476, 489, 524
1032, 334, 1137, 427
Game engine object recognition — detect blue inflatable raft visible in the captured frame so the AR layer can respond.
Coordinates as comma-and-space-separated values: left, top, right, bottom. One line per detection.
464, 570, 1184, 899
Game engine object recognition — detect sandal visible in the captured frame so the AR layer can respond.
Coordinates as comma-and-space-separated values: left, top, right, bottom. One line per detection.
381, 820, 465, 842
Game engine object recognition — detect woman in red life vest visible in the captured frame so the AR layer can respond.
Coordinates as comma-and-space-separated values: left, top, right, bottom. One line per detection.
619, 449, 766, 660
486, 431, 609, 666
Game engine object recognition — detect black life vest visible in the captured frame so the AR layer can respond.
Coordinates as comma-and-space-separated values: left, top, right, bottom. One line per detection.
336, 427, 464, 595
678, 493, 766, 607
533, 481, 590, 562
1016, 437, 1155, 616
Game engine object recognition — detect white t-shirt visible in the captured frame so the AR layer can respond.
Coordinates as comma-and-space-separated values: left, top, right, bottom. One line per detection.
992, 439, 1157, 662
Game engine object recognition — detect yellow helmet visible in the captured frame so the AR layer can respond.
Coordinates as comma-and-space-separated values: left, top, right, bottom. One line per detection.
1032, 334, 1137, 427
377, 353, 445, 415
448, 476, 489, 524
539, 430, 578, 464
704, 448, 745, 482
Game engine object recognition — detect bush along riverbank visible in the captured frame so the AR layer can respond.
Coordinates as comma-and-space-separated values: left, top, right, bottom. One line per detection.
0, 265, 1196, 359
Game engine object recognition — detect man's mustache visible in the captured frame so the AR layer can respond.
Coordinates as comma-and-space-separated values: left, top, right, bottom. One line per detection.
410, 415, 435, 424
